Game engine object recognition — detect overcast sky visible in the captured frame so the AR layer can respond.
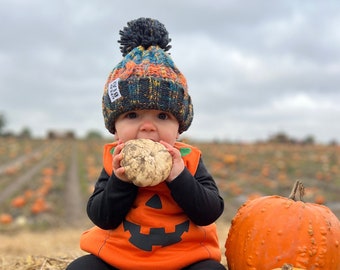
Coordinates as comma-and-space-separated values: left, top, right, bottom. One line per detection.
1, 0, 340, 143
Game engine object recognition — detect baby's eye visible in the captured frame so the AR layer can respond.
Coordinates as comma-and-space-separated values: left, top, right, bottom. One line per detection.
158, 112, 169, 120
126, 112, 137, 119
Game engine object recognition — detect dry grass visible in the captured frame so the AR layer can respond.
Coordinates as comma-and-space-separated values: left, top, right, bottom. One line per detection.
0, 220, 230, 269
0, 228, 86, 270
1, 256, 72, 270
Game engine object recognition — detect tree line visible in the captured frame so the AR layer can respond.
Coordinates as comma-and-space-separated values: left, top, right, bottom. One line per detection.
0, 113, 337, 145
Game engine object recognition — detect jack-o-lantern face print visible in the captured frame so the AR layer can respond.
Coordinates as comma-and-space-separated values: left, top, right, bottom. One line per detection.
123, 194, 190, 251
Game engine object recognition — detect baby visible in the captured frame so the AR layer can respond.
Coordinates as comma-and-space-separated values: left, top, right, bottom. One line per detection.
66, 17, 225, 270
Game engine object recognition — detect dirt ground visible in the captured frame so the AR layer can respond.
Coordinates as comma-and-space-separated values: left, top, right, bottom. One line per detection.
0, 228, 86, 269
0, 220, 230, 269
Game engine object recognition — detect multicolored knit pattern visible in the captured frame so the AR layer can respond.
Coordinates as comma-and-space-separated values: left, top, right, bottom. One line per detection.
102, 18, 193, 134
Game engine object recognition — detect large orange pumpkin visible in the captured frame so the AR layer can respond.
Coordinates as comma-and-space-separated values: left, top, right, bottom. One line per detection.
272, 263, 306, 270
225, 180, 340, 270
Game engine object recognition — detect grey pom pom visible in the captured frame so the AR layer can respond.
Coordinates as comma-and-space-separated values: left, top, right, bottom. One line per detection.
118, 17, 172, 56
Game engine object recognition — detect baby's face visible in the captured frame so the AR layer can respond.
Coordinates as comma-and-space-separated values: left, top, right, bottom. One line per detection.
114, 109, 179, 145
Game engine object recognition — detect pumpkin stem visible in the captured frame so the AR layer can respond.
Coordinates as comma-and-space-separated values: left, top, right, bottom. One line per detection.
288, 180, 305, 202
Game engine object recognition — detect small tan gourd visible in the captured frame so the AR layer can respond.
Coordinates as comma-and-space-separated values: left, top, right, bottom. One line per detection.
121, 139, 172, 187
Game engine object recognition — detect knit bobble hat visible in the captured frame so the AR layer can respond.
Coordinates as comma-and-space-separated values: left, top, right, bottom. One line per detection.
102, 18, 193, 134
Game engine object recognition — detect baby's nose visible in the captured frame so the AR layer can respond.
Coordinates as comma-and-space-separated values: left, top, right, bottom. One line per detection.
140, 120, 156, 131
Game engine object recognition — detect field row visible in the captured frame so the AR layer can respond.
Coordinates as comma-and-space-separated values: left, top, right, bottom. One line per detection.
196, 141, 340, 219
1, 138, 340, 228
0, 138, 105, 229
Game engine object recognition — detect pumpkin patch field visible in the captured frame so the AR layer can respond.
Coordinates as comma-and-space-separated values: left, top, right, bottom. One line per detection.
1, 137, 340, 269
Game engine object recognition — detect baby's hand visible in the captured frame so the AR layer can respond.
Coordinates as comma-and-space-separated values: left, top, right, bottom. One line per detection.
160, 141, 185, 182
111, 141, 130, 182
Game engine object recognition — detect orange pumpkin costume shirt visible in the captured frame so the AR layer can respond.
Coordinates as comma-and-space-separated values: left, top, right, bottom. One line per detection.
80, 141, 221, 270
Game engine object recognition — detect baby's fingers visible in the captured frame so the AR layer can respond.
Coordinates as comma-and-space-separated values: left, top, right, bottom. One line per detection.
112, 141, 124, 155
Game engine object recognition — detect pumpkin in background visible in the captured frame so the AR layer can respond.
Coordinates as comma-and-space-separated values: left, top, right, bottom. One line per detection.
11, 196, 26, 208
225, 180, 340, 270
0, 213, 13, 224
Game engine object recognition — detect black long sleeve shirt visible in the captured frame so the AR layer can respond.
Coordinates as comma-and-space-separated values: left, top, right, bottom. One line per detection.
87, 158, 224, 230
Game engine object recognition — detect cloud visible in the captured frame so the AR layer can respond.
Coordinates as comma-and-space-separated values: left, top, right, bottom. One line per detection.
1, 0, 340, 143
